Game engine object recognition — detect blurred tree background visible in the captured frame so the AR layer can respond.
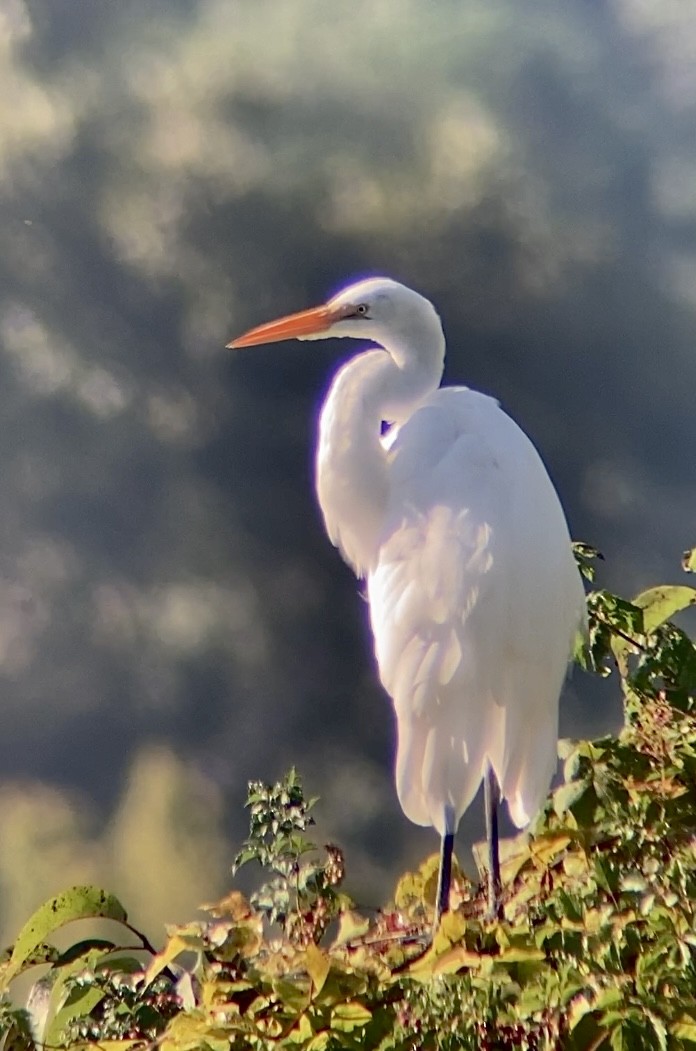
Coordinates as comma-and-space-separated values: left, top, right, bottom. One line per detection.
0, 0, 694, 941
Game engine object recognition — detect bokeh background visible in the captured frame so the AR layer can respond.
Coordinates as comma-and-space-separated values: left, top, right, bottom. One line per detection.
0, 0, 694, 941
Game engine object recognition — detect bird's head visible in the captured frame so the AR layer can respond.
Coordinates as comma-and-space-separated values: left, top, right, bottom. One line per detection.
227, 277, 443, 357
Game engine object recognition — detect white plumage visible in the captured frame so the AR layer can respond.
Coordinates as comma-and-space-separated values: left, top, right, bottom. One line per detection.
230, 276, 586, 917
367, 387, 583, 835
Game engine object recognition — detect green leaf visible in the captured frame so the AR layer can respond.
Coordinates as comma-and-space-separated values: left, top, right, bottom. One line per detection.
619, 873, 647, 893
0, 887, 128, 989
647, 1012, 668, 1051
585, 590, 644, 674
44, 978, 107, 1047
306, 1033, 331, 1051
303, 944, 330, 996
0, 942, 59, 969
42, 949, 142, 1048
331, 1002, 372, 1032
610, 1024, 626, 1051
145, 925, 206, 985
54, 938, 116, 965
632, 585, 696, 634
553, 778, 590, 817
573, 542, 604, 582
160, 1011, 231, 1051
566, 1013, 607, 1050
497, 945, 546, 963
671, 1016, 696, 1043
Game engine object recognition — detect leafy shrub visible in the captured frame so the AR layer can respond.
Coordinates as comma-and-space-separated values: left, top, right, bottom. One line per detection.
0, 546, 694, 1050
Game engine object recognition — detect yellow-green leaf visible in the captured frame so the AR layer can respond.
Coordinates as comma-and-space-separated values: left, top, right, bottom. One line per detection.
44, 946, 136, 1047
160, 1012, 231, 1051
200, 890, 254, 920
433, 946, 487, 975
632, 585, 696, 634
567, 994, 594, 1032
394, 854, 438, 908
331, 1001, 372, 1032
671, 1016, 696, 1042
0, 887, 128, 990
594, 986, 623, 1011
306, 1032, 331, 1051
45, 981, 107, 1048
408, 939, 484, 980
303, 944, 330, 996
553, 778, 589, 817
145, 932, 202, 986
288, 1012, 314, 1042
272, 977, 311, 1014
563, 851, 589, 878
497, 945, 546, 963
434, 910, 467, 947
473, 829, 531, 886
530, 832, 572, 866
331, 910, 370, 949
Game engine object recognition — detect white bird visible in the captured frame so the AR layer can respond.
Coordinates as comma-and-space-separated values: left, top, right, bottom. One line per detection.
229, 277, 586, 922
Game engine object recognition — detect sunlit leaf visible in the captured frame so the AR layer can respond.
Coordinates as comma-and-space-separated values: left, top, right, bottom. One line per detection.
144, 930, 204, 986
303, 944, 330, 996
432, 946, 487, 975
682, 548, 696, 574
553, 778, 590, 817
287, 1012, 313, 1042
330, 910, 370, 949
160, 1012, 230, 1051
563, 852, 589, 878
671, 1016, 696, 1043
305, 1032, 331, 1051
632, 585, 696, 634
200, 890, 254, 920
330, 1001, 372, 1032
0, 887, 128, 989
497, 945, 546, 963
436, 910, 467, 947
529, 831, 572, 866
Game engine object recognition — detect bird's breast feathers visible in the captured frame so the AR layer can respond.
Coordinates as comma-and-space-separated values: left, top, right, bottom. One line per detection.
366, 387, 584, 714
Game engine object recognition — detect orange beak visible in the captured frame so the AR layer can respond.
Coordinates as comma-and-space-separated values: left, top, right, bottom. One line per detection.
227, 303, 337, 349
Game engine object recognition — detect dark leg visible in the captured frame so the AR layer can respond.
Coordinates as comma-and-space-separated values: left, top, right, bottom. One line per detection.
434, 830, 454, 928
484, 764, 502, 920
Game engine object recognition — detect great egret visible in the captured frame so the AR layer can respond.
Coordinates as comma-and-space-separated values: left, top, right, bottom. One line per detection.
229, 277, 586, 922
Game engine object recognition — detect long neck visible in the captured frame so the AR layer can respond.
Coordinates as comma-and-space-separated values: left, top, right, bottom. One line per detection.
316, 336, 444, 576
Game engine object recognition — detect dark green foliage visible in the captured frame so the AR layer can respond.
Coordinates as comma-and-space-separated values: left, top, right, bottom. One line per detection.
572, 542, 604, 584
233, 768, 349, 943
0, 550, 694, 1049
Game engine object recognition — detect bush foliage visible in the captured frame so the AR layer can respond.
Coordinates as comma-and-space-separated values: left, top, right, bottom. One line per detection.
0, 546, 695, 1050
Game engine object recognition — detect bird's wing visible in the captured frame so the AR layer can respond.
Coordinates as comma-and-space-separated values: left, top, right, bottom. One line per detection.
368, 388, 586, 836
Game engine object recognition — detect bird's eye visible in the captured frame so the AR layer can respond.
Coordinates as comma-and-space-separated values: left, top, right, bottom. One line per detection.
355, 303, 369, 317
